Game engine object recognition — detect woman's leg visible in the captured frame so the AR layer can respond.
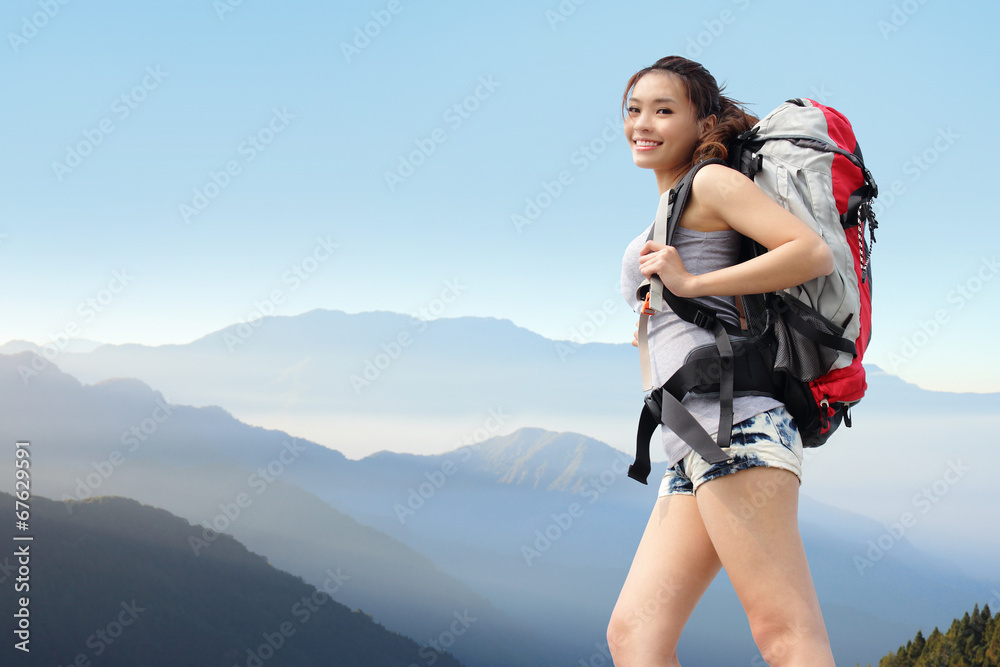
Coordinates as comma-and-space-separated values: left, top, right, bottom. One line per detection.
608, 493, 723, 667
694, 466, 836, 667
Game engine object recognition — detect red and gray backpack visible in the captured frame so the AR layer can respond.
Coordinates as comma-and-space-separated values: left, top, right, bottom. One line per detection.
628, 98, 879, 484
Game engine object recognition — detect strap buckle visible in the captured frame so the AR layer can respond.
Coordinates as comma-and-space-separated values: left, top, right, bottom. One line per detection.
642, 293, 655, 315
819, 397, 834, 432
692, 310, 715, 329
643, 387, 663, 422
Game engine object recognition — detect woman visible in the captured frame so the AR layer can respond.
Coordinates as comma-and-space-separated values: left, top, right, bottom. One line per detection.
609, 56, 838, 667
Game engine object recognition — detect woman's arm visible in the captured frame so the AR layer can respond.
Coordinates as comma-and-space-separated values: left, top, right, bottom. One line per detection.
638, 163, 834, 298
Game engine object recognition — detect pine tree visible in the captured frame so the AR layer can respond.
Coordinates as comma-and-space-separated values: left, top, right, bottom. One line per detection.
909, 630, 926, 663
984, 606, 1000, 666
919, 627, 945, 667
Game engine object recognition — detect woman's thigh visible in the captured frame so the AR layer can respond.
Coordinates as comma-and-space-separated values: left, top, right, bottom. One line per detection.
694, 466, 829, 650
609, 494, 723, 660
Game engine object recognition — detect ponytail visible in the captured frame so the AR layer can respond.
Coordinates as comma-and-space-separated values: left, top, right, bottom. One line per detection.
694, 94, 758, 163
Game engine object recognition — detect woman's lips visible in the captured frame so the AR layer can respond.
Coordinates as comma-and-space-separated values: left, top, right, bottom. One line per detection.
633, 139, 662, 151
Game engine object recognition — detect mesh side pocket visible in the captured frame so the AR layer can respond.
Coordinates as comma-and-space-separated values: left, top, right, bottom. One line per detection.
770, 295, 846, 382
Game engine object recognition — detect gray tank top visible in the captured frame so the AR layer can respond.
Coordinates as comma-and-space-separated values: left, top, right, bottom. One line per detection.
621, 223, 781, 467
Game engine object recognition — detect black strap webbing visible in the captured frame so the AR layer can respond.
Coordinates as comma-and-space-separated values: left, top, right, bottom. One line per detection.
712, 320, 735, 451
628, 335, 785, 484
661, 287, 743, 338
628, 397, 660, 484
628, 388, 733, 484
781, 301, 857, 356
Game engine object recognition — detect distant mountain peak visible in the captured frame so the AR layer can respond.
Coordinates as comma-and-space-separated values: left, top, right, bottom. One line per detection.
92, 375, 161, 396
473, 427, 625, 492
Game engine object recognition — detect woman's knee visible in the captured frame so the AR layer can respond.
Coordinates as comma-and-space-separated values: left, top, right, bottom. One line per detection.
607, 601, 681, 666
747, 613, 826, 665
607, 604, 645, 659
606, 610, 631, 658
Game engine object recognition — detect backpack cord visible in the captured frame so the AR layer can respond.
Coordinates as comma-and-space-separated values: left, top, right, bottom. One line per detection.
858, 178, 879, 282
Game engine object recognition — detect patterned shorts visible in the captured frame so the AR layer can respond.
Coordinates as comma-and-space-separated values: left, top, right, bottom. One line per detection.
657, 405, 804, 497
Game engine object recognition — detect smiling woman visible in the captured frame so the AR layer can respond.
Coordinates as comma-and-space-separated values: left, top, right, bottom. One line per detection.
607, 56, 837, 667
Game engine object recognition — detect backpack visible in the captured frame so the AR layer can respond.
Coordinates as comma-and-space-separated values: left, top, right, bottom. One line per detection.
627, 98, 879, 484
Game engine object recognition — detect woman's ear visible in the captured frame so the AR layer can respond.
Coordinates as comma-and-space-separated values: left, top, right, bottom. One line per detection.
699, 114, 718, 138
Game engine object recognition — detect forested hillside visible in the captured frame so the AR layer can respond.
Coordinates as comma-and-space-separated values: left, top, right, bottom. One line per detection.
866, 604, 999, 667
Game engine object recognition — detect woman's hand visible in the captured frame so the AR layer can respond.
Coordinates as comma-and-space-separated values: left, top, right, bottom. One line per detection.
639, 240, 699, 298
642, 164, 834, 298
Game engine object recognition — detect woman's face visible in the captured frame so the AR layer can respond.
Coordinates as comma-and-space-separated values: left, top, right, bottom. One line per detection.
624, 71, 708, 173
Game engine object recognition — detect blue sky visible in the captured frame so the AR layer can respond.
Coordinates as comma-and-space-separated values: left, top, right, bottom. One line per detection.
2, 0, 998, 392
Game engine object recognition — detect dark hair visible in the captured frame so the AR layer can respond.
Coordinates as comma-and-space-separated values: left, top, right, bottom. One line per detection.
621, 55, 757, 165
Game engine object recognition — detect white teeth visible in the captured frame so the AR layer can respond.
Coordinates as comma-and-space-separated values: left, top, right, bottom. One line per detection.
635, 140, 661, 147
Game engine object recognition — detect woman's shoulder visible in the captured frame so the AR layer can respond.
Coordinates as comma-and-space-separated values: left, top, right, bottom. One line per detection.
680, 162, 748, 232
690, 162, 750, 202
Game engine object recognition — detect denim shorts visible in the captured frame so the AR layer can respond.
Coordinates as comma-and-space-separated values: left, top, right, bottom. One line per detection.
657, 405, 804, 497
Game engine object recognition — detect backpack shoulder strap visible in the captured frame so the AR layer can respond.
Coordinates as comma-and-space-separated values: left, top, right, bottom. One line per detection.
643, 158, 726, 262
663, 157, 726, 245
637, 158, 729, 391
644, 157, 726, 295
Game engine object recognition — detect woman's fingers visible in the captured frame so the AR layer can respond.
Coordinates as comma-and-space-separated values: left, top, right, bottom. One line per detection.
638, 242, 699, 297
639, 240, 667, 256
639, 245, 683, 279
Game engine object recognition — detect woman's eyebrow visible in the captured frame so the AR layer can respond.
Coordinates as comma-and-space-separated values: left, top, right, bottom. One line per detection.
628, 96, 677, 105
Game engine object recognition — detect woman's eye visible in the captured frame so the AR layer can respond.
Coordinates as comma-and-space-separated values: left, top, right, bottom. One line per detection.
657, 108, 673, 114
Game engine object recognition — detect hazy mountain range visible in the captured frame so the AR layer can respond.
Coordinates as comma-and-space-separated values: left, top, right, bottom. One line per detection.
0, 352, 560, 667
1, 311, 998, 667
4, 308, 998, 574
0, 491, 464, 667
